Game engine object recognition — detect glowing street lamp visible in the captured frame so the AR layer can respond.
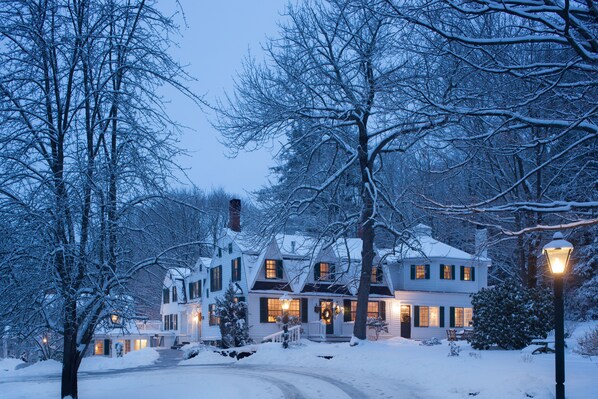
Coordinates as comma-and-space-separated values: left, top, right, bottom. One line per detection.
110, 313, 121, 325
543, 232, 573, 399
279, 293, 292, 349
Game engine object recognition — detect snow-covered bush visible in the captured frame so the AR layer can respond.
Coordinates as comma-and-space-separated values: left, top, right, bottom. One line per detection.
470, 279, 553, 350
214, 283, 253, 348
576, 327, 598, 356
420, 337, 441, 346
183, 343, 209, 360
366, 317, 388, 340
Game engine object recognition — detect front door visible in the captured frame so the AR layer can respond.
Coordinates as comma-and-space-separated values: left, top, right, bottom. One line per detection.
400, 305, 411, 339
320, 300, 334, 335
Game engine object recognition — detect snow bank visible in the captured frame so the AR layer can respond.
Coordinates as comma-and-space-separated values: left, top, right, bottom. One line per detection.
9, 359, 62, 376
80, 348, 159, 371
0, 358, 25, 372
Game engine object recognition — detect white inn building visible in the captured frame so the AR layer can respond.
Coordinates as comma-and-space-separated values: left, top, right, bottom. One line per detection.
159, 200, 491, 344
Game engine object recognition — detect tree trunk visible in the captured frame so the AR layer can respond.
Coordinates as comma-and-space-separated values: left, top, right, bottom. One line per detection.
353, 121, 375, 342
61, 301, 80, 399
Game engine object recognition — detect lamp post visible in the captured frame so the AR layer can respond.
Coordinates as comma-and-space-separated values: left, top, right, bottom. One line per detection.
543, 232, 573, 399
279, 293, 291, 349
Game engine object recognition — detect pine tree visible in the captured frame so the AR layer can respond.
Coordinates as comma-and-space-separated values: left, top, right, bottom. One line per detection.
471, 279, 553, 350
214, 283, 252, 348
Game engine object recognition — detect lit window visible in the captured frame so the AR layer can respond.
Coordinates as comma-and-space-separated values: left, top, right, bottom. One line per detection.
452, 307, 474, 328
231, 257, 242, 281
411, 265, 429, 280
464, 308, 473, 327
442, 265, 453, 280
265, 259, 280, 279
94, 340, 104, 355
429, 307, 439, 327
266, 298, 300, 322
134, 339, 147, 351
461, 266, 475, 281
317, 262, 334, 281
209, 304, 220, 326
349, 301, 384, 321
417, 306, 441, 327
124, 340, 131, 354
419, 306, 429, 327
371, 267, 383, 284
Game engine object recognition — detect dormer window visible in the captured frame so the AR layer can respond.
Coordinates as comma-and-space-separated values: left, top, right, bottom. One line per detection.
371, 266, 383, 284
162, 288, 170, 304
265, 259, 283, 279
314, 262, 335, 282
172, 286, 178, 302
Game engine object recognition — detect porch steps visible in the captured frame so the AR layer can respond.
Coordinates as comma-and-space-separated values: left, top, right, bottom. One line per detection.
308, 335, 351, 343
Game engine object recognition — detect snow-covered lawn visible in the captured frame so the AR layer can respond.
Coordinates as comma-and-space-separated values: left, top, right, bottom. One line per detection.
1, 323, 596, 398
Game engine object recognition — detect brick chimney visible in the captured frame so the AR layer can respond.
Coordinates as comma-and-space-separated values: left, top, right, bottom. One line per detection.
228, 199, 241, 232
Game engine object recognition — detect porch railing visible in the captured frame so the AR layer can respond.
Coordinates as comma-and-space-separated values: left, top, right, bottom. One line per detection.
262, 325, 301, 344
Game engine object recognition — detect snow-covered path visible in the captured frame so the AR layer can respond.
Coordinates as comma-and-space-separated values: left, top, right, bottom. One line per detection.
0, 362, 415, 399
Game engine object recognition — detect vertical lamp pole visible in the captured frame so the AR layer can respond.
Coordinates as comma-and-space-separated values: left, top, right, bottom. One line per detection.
280, 293, 291, 349
543, 232, 573, 399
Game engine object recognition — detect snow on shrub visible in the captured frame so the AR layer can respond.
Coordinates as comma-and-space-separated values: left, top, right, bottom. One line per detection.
576, 326, 598, 356
470, 278, 553, 350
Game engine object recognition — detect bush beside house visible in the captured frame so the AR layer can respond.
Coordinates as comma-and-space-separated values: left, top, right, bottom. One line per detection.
470, 279, 553, 350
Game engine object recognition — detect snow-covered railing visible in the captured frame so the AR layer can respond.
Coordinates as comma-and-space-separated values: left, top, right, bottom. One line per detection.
308, 321, 326, 341
262, 325, 301, 344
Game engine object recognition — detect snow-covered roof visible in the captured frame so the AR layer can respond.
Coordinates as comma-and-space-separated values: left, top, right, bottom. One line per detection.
276, 233, 321, 258
383, 224, 491, 262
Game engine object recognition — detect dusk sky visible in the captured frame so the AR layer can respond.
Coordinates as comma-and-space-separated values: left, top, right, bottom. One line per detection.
160, 1, 286, 195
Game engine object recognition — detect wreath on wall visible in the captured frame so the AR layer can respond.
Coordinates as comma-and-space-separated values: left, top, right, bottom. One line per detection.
322, 308, 332, 322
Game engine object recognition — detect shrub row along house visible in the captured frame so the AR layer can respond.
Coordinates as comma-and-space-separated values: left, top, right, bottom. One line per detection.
155, 200, 491, 347
91, 200, 490, 355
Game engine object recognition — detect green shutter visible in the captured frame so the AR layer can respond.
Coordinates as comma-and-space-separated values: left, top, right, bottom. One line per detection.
410, 265, 415, 280
380, 301, 386, 321
260, 298, 268, 323
188, 282, 193, 299
343, 299, 352, 322
440, 306, 445, 327
231, 259, 235, 281
413, 306, 420, 327
276, 259, 283, 279
330, 264, 336, 280
460, 266, 464, 280
451, 265, 455, 280
198, 280, 202, 297
104, 339, 110, 356
450, 306, 455, 328
471, 267, 476, 281
439, 264, 444, 280
425, 264, 430, 279
314, 263, 321, 281
301, 298, 308, 323
237, 257, 242, 280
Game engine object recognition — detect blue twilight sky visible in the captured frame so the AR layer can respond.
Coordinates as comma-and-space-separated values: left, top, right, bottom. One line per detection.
159, 1, 286, 195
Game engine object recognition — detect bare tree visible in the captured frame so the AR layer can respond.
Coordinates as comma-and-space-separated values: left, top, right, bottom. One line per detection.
0, 1, 199, 397
385, 0, 597, 231
215, 0, 449, 343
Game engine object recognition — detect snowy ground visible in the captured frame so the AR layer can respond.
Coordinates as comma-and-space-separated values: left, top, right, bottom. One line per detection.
0, 323, 596, 398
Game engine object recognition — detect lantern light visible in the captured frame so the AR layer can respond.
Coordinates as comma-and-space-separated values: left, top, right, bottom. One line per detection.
542, 232, 573, 275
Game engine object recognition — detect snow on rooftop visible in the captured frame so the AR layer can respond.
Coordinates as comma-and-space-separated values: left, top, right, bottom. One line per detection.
383, 224, 490, 262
